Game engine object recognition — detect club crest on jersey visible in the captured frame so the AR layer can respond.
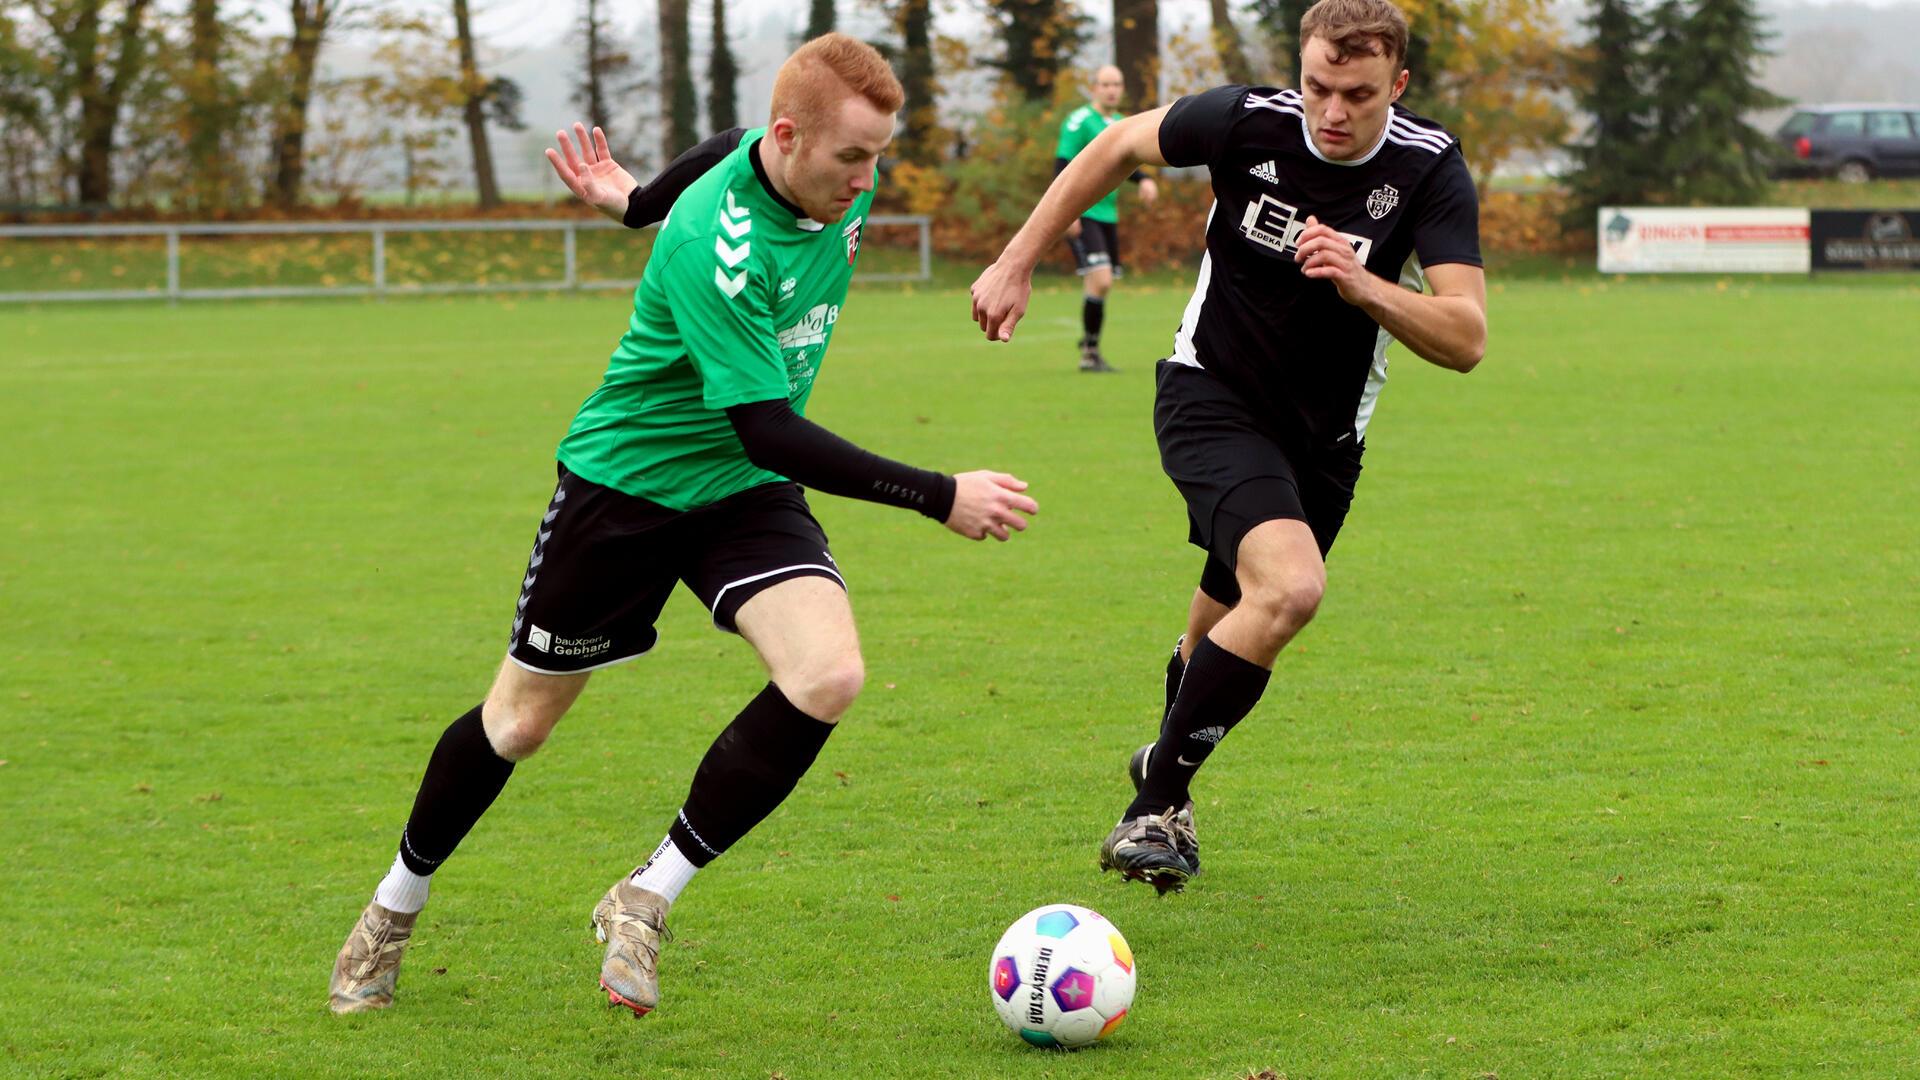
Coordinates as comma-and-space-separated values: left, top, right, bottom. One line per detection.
1366, 184, 1399, 220
1239, 193, 1373, 263
842, 217, 863, 265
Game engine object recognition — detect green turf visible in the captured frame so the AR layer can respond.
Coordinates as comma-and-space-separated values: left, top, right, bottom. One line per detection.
3, 275, 1917, 1078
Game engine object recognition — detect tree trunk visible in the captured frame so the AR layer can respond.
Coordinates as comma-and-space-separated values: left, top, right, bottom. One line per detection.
582, 0, 608, 131
1112, 0, 1159, 109
267, 0, 330, 209
990, 0, 1079, 104
1208, 0, 1251, 84
896, 0, 936, 164
453, 0, 501, 209
65, 0, 103, 204
658, 0, 697, 158
72, 0, 152, 206
709, 0, 737, 131
806, 0, 834, 39
187, 0, 223, 209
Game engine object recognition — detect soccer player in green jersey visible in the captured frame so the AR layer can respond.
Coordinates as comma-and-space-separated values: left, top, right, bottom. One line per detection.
329, 34, 1038, 1019
1056, 65, 1159, 372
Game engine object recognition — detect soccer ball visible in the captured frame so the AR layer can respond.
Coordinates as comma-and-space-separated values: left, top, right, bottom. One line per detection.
988, 903, 1136, 1049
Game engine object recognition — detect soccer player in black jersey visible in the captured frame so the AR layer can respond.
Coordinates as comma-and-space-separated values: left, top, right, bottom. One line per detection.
972, 0, 1487, 894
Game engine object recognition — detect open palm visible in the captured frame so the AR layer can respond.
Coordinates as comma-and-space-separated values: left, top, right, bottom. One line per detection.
545, 123, 638, 222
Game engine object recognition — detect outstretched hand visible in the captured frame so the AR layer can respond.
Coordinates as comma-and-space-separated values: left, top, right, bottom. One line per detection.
545, 123, 638, 223
944, 471, 1038, 541
970, 262, 1035, 343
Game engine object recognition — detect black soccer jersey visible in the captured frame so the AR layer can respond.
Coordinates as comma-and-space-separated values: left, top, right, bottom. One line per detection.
1159, 84, 1482, 449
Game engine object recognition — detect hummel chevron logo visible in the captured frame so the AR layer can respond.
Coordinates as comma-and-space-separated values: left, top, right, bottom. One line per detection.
719, 189, 752, 239
1250, 160, 1279, 184
715, 237, 750, 267
714, 267, 747, 298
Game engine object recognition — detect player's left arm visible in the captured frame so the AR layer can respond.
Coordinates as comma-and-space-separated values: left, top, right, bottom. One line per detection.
1293, 148, 1486, 372
1341, 258, 1484, 373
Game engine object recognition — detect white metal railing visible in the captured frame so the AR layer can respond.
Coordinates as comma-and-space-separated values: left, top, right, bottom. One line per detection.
0, 214, 933, 303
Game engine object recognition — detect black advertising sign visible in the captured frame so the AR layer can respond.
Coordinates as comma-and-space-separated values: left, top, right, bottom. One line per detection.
1810, 209, 1920, 271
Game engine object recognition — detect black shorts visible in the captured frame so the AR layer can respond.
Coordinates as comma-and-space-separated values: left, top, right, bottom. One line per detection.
506, 467, 844, 674
1067, 218, 1123, 276
1154, 361, 1363, 605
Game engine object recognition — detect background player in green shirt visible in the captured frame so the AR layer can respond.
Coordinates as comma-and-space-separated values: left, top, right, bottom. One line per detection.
329, 34, 1038, 1019
1056, 65, 1159, 372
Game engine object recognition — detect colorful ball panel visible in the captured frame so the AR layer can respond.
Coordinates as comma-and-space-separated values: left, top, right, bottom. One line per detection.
1019, 1029, 1059, 1049
1049, 968, 1096, 1013
1033, 910, 1080, 939
992, 956, 1020, 1002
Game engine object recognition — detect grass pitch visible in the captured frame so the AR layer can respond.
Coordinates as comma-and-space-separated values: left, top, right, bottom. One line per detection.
3, 273, 1917, 1078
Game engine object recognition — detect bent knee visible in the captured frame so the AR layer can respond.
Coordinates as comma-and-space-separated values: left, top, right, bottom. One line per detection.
481, 699, 566, 761
1243, 577, 1325, 637
781, 655, 865, 722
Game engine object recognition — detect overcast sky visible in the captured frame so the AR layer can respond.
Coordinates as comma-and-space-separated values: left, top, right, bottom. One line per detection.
242, 0, 1920, 45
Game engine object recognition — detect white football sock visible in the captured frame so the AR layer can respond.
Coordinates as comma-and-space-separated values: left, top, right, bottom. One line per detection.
630, 836, 699, 905
373, 852, 432, 914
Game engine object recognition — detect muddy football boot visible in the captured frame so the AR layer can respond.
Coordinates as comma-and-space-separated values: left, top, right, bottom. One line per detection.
1098, 810, 1196, 895
591, 878, 671, 1017
1126, 742, 1202, 874
329, 901, 419, 1014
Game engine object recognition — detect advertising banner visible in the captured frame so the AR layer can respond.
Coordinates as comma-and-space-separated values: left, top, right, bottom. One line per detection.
1597, 207, 1810, 274
1810, 209, 1920, 271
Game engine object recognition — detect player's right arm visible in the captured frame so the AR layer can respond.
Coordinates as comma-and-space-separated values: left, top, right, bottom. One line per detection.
972, 106, 1174, 342
621, 128, 746, 227
545, 124, 745, 226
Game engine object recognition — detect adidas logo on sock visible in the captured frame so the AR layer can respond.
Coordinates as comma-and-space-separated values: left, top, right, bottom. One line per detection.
1249, 160, 1279, 184
1190, 725, 1227, 744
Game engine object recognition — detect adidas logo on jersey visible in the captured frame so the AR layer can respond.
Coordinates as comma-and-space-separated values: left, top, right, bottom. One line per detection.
1249, 160, 1279, 184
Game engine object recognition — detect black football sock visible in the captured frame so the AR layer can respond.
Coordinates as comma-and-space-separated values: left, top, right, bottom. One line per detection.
1159, 636, 1187, 741
667, 682, 836, 867
1082, 295, 1106, 343
1127, 636, 1269, 820
396, 704, 516, 875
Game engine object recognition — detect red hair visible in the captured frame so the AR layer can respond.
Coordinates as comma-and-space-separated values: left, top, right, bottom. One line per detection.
769, 33, 904, 137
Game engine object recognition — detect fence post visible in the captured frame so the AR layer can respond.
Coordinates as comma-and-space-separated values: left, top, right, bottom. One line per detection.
166, 229, 180, 304
372, 227, 386, 300
918, 217, 931, 282
565, 222, 578, 290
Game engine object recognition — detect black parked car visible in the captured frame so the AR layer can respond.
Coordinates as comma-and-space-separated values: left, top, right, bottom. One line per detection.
1774, 104, 1920, 181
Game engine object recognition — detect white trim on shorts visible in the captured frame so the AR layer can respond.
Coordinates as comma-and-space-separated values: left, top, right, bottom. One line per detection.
506, 642, 654, 676
709, 562, 848, 632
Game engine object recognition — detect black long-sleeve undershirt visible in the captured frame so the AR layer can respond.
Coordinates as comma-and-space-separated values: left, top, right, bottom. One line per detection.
624, 128, 749, 228
725, 399, 956, 523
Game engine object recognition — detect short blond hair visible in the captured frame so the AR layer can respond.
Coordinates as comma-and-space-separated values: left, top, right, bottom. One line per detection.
769, 33, 904, 137
1299, 0, 1410, 67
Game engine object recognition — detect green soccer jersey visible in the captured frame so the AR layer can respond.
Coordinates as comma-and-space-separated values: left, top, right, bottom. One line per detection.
1056, 104, 1124, 224
557, 130, 875, 511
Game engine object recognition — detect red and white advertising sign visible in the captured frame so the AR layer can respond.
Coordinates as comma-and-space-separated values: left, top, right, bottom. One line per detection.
1598, 207, 1811, 274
